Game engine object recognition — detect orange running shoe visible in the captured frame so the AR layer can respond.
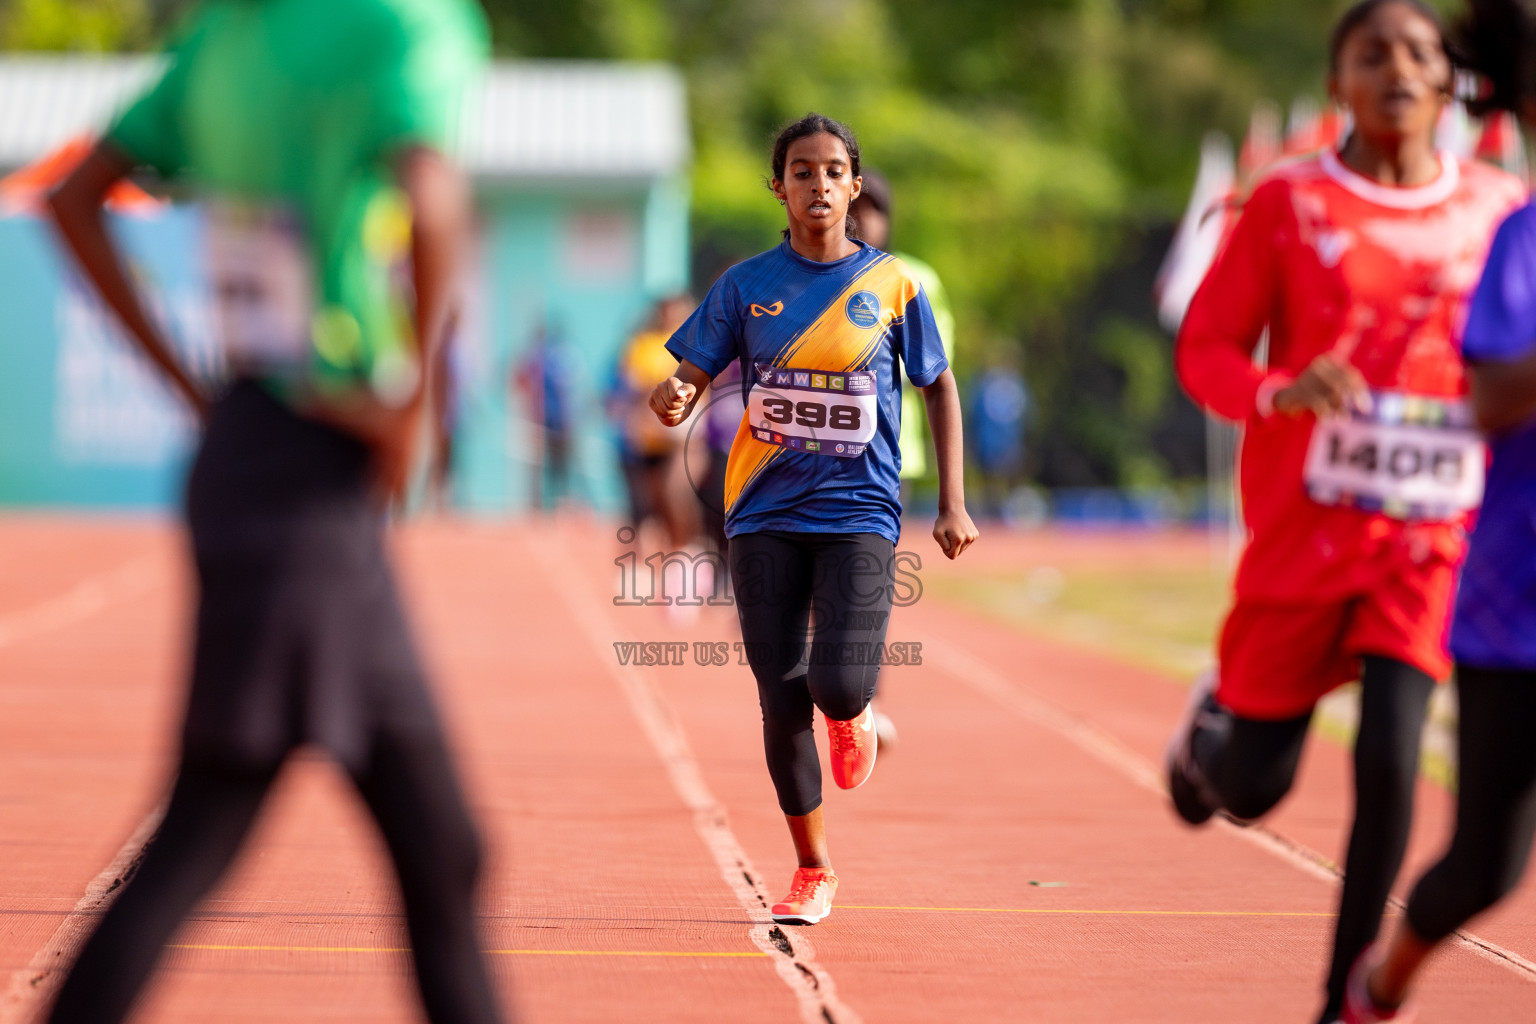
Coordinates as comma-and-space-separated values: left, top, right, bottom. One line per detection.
1340, 949, 1416, 1023
771, 866, 838, 925
826, 704, 878, 789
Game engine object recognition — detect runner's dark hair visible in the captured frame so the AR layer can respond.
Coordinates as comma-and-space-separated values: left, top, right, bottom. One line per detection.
1458, 0, 1536, 114
1329, 0, 1454, 77
768, 113, 862, 240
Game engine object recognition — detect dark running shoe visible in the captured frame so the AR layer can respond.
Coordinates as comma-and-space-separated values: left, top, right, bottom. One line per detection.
1165, 668, 1222, 826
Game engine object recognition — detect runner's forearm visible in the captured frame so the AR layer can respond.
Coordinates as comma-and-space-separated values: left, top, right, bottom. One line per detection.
1470, 353, 1536, 435
399, 146, 472, 404
47, 140, 205, 415
921, 368, 966, 512
676, 360, 714, 417
309, 147, 473, 497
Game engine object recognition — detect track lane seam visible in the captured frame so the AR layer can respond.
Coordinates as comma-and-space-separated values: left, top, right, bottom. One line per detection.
0, 554, 161, 651
840, 904, 1333, 917
0, 554, 172, 1024
533, 535, 860, 1024
923, 637, 1536, 983
0, 802, 166, 1024
167, 944, 769, 957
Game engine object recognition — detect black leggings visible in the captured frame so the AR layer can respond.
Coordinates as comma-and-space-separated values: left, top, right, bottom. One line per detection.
730, 531, 895, 816
47, 726, 503, 1024
1406, 665, 1536, 942
1192, 655, 1435, 1020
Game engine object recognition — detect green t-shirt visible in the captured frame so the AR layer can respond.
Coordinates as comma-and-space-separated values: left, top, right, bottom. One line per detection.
109, 0, 488, 402
894, 251, 954, 479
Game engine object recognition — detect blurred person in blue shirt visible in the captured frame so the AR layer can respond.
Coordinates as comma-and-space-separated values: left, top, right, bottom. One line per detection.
516, 320, 576, 509
970, 360, 1030, 519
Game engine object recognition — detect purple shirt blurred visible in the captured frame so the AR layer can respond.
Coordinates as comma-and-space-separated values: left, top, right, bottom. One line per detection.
704, 361, 745, 453
1452, 202, 1536, 670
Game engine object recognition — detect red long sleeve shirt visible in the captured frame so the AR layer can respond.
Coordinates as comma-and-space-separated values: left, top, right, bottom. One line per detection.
1177, 150, 1524, 602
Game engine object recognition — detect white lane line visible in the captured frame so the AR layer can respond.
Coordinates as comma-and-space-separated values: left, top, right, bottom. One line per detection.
0, 553, 171, 1022
0, 554, 161, 650
0, 803, 166, 1024
922, 637, 1536, 983
533, 537, 860, 1024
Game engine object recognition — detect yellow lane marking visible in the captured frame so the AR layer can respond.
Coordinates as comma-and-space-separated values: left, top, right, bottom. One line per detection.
488, 950, 767, 958
839, 905, 1331, 918
169, 944, 767, 958
171, 944, 410, 953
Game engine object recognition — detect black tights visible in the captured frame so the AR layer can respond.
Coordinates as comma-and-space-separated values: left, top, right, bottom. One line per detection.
1192, 655, 1435, 1022
730, 531, 895, 817
47, 728, 503, 1024
1406, 665, 1536, 943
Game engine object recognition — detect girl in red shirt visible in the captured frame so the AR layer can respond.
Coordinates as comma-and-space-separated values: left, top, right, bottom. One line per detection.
1165, 2, 1524, 1020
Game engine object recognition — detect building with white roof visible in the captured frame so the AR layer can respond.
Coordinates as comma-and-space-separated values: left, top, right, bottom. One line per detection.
0, 57, 693, 511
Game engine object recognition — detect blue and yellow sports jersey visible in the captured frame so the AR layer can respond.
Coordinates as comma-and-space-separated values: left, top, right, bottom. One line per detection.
666, 240, 948, 543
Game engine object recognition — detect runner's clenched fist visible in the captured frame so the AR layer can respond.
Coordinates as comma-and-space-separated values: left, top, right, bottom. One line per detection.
649, 376, 697, 426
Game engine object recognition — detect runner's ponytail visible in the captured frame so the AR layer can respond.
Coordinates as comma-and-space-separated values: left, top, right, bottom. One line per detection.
1460, 0, 1536, 114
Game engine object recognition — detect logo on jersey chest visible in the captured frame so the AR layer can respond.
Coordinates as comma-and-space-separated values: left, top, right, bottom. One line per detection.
1313, 229, 1353, 269
750, 301, 784, 317
845, 290, 882, 329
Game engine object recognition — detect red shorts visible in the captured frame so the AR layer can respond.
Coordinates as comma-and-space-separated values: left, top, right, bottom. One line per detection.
1215, 561, 1454, 720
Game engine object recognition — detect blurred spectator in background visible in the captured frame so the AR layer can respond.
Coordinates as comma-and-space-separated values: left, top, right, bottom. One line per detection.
610, 294, 700, 550
515, 320, 575, 509
698, 356, 745, 557
428, 309, 466, 509
970, 359, 1030, 519
849, 170, 955, 506
843, 172, 958, 753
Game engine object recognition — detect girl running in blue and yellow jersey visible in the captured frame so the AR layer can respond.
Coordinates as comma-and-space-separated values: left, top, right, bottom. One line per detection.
650, 113, 978, 926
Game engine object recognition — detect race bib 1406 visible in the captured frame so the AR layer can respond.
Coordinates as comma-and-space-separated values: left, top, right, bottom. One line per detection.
1303, 390, 1485, 521
747, 363, 878, 458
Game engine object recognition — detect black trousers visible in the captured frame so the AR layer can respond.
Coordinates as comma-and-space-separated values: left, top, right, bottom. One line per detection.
730, 531, 896, 816
1191, 656, 1435, 1022
48, 731, 501, 1024
47, 382, 505, 1024
1406, 665, 1536, 943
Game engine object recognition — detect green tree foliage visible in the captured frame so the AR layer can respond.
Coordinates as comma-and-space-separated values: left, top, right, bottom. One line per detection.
1, 0, 151, 50
490, 2, 1131, 477
486, 0, 1392, 486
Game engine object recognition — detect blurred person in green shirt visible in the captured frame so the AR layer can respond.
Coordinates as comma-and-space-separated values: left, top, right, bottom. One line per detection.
845, 171, 955, 754
44, 3, 508, 1022
849, 170, 956, 495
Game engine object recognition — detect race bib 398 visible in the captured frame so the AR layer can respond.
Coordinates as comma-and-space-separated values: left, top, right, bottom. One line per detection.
748, 363, 878, 458
1303, 390, 1485, 521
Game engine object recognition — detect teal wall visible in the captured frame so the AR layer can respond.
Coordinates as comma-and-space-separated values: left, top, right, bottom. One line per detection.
455, 175, 690, 514
0, 209, 209, 508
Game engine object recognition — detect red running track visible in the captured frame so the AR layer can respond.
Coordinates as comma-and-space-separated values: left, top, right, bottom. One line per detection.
0, 515, 1531, 1022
